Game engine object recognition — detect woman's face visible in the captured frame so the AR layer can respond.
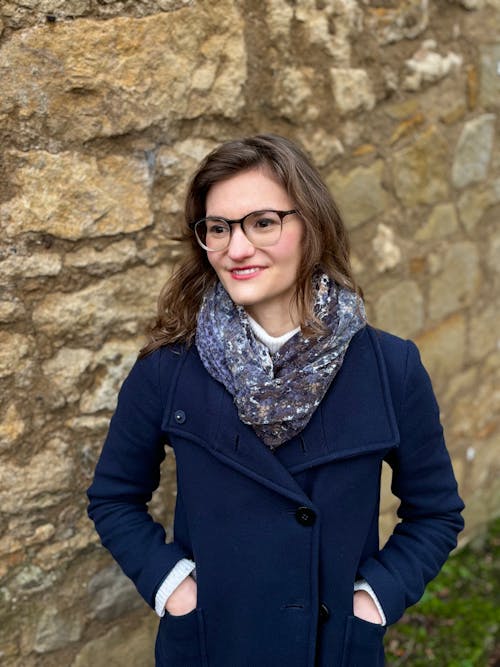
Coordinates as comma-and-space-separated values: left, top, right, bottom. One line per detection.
205, 167, 304, 336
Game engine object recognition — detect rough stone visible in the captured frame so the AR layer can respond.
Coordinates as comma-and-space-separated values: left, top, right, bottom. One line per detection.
429, 242, 481, 320
326, 161, 388, 229
479, 44, 500, 107
457, 181, 500, 231
274, 66, 319, 121
32, 264, 169, 342
0, 4, 246, 141
42, 348, 94, 403
330, 68, 375, 115
365, 1, 429, 45
0, 252, 62, 279
296, 130, 344, 168
0, 439, 73, 513
403, 41, 463, 91
34, 606, 82, 653
452, 114, 496, 188
415, 203, 458, 241
392, 126, 449, 206
71, 618, 156, 667
0, 332, 30, 379
0, 298, 25, 323
1, 151, 152, 241
469, 304, 500, 361
372, 224, 402, 273
487, 231, 500, 273
65, 240, 137, 275
374, 281, 424, 338
79, 340, 140, 413
266, 0, 294, 38
415, 314, 466, 386
88, 563, 142, 621
0, 403, 25, 453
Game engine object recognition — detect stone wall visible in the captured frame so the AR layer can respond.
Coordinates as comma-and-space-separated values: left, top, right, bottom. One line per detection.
0, 0, 499, 664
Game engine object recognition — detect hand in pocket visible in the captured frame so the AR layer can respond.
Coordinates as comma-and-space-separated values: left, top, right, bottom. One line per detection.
165, 575, 197, 616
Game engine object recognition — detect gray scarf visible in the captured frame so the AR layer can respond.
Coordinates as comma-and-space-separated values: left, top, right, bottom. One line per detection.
195, 273, 366, 449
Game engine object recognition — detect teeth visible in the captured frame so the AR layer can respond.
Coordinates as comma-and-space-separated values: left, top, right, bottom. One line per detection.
233, 268, 259, 275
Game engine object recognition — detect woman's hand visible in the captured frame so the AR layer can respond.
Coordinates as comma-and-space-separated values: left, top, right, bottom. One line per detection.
165, 575, 198, 616
353, 590, 383, 625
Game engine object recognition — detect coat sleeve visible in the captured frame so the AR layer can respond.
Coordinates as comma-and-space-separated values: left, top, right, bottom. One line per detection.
358, 339, 465, 625
87, 348, 190, 609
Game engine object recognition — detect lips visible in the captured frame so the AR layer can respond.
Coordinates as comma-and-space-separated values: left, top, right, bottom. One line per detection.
229, 266, 265, 279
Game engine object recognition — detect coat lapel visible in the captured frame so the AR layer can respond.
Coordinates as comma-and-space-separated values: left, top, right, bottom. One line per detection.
163, 327, 399, 502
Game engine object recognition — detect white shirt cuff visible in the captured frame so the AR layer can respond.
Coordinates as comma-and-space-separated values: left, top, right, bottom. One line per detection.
154, 558, 196, 617
354, 579, 387, 626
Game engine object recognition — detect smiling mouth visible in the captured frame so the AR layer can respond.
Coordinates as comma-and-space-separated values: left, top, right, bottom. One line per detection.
230, 267, 263, 276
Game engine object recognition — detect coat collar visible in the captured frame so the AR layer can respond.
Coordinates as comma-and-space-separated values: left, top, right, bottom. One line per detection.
163, 326, 399, 503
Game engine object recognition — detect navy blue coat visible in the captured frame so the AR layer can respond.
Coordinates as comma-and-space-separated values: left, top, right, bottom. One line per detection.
87, 325, 464, 667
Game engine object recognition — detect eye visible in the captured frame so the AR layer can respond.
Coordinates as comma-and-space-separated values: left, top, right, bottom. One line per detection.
250, 212, 281, 230
206, 221, 229, 236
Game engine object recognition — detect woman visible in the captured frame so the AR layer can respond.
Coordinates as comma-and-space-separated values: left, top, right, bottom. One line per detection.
87, 134, 464, 667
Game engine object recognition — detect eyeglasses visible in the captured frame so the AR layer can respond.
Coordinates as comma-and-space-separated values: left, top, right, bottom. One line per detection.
189, 209, 298, 252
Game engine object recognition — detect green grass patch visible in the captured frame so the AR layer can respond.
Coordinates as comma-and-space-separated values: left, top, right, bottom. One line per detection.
385, 516, 500, 666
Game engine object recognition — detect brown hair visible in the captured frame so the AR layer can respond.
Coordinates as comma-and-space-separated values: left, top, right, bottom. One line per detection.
140, 134, 360, 357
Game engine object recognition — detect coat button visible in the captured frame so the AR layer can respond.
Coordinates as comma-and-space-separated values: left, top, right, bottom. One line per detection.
295, 506, 316, 526
319, 602, 330, 622
174, 410, 186, 424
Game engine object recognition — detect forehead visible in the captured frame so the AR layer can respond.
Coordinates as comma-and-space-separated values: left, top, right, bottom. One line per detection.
205, 167, 292, 218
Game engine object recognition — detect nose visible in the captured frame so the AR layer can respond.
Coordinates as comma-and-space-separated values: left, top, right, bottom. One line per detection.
226, 224, 256, 261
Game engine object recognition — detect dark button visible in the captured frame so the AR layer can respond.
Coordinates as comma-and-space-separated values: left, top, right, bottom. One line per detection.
295, 506, 316, 526
319, 602, 330, 622
174, 410, 186, 424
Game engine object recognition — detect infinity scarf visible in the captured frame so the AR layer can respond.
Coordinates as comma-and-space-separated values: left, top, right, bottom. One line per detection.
195, 273, 366, 449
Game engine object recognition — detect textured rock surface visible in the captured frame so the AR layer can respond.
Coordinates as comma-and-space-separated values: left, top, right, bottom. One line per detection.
0, 0, 498, 664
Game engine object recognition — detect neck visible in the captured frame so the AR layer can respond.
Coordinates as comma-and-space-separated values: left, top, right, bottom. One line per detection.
245, 304, 300, 338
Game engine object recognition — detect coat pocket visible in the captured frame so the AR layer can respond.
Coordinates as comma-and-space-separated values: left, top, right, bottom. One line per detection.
155, 607, 208, 667
341, 615, 386, 667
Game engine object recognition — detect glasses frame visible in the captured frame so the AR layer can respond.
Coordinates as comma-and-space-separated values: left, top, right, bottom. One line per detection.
189, 209, 298, 252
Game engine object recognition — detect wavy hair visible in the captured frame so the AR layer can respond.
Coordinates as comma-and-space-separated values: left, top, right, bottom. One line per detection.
140, 134, 360, 356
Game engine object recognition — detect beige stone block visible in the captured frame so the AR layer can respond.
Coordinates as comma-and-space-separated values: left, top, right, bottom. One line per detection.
429, 242, 481, 320
0, 3, 246, 141
65, 240, 137, 275
0, 438, 73, 513
372, 224, 402, 273
42, 348, 94, 403
374, 280, 424, 338
452, 114, 496, 189
34, 606, 83, 654
365, 2, 429, 45
0, 403, 25, 452
457, 181, 500, 231
330, 68, 375, 115
326, 160, 388, 229
403, 42, 462, 92
487, 231, 500, 273
415, 203, 458, 241
273, 66, 319, 122
32, 264, 169, 341
392, 126, 449, 206
79, 339, 140, 413
442, 366, 479, 404
415, 313, 466, 386
266, 0, 294, 38
0, 298, 25, 323
480, 44, 500, 107
0, 332, 30, 378
469, 304, 500, 361
0, 252, 62, 279
448, 378, 499, 440
71, 617, 156, 667
1, 151, 152, 241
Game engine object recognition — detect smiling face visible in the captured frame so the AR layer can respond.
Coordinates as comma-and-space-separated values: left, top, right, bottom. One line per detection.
205, 167, 304, 336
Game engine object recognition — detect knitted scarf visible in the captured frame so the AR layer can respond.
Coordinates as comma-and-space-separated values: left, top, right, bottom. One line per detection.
195, 273, 366, 449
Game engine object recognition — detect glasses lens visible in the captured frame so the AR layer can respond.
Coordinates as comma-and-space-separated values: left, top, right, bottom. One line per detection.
243, 211, 282, 247
195, 219, 231, 251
